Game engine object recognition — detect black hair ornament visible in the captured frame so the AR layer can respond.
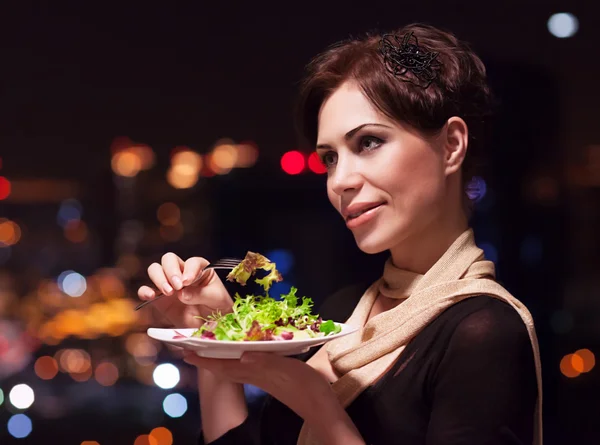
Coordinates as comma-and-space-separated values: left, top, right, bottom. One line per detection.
379, 32, 441, 88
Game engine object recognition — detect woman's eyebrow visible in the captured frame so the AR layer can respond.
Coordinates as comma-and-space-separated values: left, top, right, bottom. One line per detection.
316, 123, 392, 149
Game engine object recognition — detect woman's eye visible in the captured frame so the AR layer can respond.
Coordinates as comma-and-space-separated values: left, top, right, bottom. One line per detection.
320, 151, 337, 167
359, 136, 383, 151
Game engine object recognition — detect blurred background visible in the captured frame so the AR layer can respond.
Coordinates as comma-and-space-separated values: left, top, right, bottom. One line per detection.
0, 2, 598, 444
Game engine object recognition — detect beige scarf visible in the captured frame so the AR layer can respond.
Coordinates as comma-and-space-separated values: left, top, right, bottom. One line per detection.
297, 229, 543, 445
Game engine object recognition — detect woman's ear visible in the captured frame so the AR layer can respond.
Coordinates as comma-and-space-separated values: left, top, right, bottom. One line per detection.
443, 116, 469, 176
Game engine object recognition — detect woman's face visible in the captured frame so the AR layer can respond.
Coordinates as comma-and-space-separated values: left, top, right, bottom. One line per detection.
316, 81, 459, 255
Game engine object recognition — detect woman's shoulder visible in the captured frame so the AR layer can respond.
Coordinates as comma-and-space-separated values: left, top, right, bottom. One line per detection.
438, 296, 532, 350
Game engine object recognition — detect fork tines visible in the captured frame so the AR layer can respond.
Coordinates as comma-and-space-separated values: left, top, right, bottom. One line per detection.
208, 258, 242, 269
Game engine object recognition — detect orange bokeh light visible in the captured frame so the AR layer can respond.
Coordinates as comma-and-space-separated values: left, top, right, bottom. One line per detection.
574, 348, 595, 373
0, 219, 21, 245
81, 441, 101, 445
134, 434, 158, 445
166, 167, 199, 189
95, 361, 119, 386
149, 427, 173, 445
212, 143, 238, 170
560, 354, 580, 378
71, 366, 93, 382
35, 356, 59, 380
235, 142, 259, 168
111, 151, 142, 177
172, 150, 202, 173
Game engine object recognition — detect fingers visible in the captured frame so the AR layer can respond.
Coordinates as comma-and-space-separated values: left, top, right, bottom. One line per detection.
147, 262, 174, 296
161, 253, 186, 291
137, 285, 156, 300
182, 257, 210, 286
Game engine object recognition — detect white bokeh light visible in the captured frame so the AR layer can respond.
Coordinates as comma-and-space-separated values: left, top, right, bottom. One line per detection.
57, 270, 87, 297
163, 393, 188, 418
153, 363, 180, 389
9, 384, 35, 410
547, 13, 579, 38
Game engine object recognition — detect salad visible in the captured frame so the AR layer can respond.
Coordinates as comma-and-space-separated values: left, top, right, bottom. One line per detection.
191, 252, 342, 341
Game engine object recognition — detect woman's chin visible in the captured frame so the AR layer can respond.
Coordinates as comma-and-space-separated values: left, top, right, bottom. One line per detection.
354, 235, 389, 255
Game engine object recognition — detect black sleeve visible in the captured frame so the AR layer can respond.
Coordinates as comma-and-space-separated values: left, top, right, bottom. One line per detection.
426, 300, 538, 445
197, 421, 259, 445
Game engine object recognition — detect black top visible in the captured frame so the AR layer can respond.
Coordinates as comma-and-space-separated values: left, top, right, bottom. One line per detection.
199, 284, 538, 445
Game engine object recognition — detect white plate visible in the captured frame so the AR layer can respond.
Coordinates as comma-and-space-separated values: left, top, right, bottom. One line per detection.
147, 323, 357, 359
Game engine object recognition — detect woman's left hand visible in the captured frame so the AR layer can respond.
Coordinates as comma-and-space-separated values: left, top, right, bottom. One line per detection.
183, 351, 334, 423
184, 351, 366, 444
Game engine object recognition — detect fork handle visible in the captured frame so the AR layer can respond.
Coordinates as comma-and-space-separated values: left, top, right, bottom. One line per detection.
134, 265, 234, 311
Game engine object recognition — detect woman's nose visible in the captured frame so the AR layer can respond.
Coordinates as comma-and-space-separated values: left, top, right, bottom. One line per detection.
330, 155, 362, 196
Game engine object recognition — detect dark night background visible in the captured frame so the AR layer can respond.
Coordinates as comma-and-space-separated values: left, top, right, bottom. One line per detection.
0, 1, 599, 444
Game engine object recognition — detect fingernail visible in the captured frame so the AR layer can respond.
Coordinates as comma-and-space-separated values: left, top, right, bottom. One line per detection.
182, 275, 192, 286
172, 276, 183, 290
163, 283, 173, 294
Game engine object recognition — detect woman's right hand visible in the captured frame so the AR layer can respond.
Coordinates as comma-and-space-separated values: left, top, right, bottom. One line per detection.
137, 253, 234, 328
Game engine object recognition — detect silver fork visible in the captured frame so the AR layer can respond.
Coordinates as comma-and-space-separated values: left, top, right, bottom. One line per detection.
134, 257, 243, 311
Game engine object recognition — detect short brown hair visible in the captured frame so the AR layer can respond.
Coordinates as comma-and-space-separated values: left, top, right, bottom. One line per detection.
296, 23, 493, 190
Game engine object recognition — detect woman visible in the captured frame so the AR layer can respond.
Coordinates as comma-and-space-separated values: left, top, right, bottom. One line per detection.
137, 24, 542, 445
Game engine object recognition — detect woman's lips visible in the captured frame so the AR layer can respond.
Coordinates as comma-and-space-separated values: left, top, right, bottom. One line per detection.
346, 203, 384, 229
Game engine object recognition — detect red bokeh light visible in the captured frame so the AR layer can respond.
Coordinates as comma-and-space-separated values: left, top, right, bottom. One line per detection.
307, 152, 327, 174
281, 151, 305, 175
0, 176, 11, 200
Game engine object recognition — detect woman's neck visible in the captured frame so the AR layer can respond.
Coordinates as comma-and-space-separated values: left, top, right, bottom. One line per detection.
389, 210, 469, 275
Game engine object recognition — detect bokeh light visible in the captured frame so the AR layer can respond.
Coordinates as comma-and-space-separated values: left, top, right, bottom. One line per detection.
111, 150, 142, 177
95, 361, 119, 386
150, 426, 173, 445
212, 142, 238, 172
163, 393, 188, 418
35, 356, 59, 380
157, 203, 181, 226
58, 349, 92, 374
235, 141, 259, 168
153, 363, 180, 389
126, 333, 159, 365
560, 353, 580, 378
171, 149, 203, 173
7, 413, 32, 439
0, 176, 12, 200
130, 144, 155, 170
0, 219, 22, 246
548, 13, 579, 38
134, 434, 158, 445
57, 199, 82, 227
167, 167, 199, 189
307, 152, 327, 174
0, 388, 4, 406
81, 441, 101, 445
265, 249, 294, 275
64, 220, 88, 243
575, 349, 595, 373
465, 176, 487, 203
9, 383, 35, 409
57, 271, 87, 297
281, 151, 305, 175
